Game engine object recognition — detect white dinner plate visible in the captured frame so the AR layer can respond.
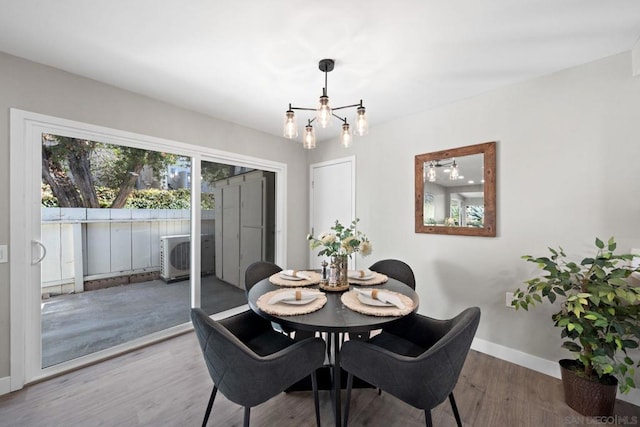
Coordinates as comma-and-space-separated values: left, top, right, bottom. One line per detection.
280, 296, 317, 305
357, 293, 393, 307
279, 273, 306, 281
348, 270, 375, 280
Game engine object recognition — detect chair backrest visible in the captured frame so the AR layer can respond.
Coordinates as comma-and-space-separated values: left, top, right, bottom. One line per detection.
191, 308, 260, 405
244, 261, 282, 293
369, 259, 416, 289
190, 308, 325, 408
410, 307, 480, 409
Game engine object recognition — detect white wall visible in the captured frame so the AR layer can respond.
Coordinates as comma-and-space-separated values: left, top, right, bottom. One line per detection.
0, 51, 310, 379
310, 51, 640, 392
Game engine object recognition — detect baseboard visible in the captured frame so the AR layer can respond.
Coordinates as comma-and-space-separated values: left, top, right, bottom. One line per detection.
472, 337, 640, 407
0, 376, 10, 396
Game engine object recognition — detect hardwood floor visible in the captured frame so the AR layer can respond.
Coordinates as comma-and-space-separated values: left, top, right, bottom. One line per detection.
1, 331, 639, 426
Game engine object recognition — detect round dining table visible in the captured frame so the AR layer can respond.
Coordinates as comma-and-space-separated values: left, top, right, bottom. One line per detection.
248, 276, 419, 427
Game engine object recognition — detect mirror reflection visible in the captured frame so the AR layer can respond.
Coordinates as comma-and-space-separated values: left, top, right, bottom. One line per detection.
422, 153, 485, 227
415, 142, 496, 237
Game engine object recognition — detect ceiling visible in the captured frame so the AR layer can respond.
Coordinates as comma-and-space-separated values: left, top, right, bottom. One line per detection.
1, 1, 640, 144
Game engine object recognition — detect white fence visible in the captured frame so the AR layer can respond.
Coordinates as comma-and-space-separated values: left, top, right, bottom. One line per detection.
41, 208, 215, 294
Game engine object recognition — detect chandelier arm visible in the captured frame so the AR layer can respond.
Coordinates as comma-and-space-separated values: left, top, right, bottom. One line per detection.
433, 160, 455, 167
289, 106, 317, 112
332, 114, 348, 124
331, 102, 363, 111
289, 103, 362, 112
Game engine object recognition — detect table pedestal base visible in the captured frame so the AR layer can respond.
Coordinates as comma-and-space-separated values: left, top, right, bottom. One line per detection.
286, 366, 373, 391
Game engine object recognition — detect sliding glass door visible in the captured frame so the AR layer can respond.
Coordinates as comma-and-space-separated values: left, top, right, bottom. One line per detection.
10, 109, 286, 388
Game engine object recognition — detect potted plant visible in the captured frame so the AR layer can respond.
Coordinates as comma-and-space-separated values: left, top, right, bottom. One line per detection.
512, 237, 640, 416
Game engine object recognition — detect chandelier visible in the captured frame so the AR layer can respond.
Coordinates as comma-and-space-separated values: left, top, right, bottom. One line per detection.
283, 59, 369, 149
425, 159, 459, 182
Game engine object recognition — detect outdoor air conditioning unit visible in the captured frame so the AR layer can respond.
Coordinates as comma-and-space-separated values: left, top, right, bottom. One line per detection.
160, 234, 215, 282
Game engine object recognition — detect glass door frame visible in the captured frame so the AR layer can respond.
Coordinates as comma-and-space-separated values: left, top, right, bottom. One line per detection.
9, 109, 287, 390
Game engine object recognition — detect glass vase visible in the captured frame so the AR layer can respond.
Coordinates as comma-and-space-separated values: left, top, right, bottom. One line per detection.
333, 254, 349, 287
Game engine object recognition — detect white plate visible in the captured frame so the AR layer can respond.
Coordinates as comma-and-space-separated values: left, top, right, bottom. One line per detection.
279, 273, 305, 281
280, 296, 317, 305
348, 270, 375, 280
357, 293, 393, 307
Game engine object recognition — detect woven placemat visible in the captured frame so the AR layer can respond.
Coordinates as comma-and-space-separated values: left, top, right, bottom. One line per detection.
269, 271, 322, 287
257, 288, 327, 316
341, 290, 414, 317
348, 272, 388, 286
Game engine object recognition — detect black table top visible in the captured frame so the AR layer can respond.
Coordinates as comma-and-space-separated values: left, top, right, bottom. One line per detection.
247, 277, 420, 334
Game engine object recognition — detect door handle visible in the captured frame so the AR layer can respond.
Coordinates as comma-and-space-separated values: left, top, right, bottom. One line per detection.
31, 240, 47, 265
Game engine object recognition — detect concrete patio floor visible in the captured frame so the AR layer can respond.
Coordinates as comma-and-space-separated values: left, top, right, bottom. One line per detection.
41, 275, 247, 367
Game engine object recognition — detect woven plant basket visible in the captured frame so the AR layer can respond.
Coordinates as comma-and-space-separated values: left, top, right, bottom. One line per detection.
559, 359, 617, 416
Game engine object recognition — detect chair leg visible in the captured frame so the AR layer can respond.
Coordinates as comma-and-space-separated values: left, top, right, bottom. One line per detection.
424, 409, 433, 427
449, 392, 462, 427
243, 407, 250, 427
311, 370, 321, 427
343, 372, 354, 426
202, 386, 217, 427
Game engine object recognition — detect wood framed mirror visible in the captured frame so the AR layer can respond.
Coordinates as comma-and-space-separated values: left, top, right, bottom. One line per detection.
415, 141, 496, 237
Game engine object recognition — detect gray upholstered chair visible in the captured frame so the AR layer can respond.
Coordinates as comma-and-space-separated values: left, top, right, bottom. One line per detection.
341, 307, 481, 427
245, 261, 315, 341
351, 259, 417, 341
368, 258, 416, 289
190, 308, 325, 427
244, 261, 282, 295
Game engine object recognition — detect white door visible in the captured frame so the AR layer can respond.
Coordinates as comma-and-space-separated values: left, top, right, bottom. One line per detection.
309, 157, 356, 269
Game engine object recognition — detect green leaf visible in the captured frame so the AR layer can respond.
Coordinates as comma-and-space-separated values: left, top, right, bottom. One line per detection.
548, 292, 556, 304
567, 323, 575, 331
609, 277, 629, 287
595, 237, 604, 249
562, 341, 582, 352
583, 314, 598, 320
532, 294, 542, 303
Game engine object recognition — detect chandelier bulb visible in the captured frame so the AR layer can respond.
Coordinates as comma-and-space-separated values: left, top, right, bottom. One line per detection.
449, 160, 459, 180
316, 95, 332, 128
354, 102, 368, 136
427, 162, 437, 182
303, 123, 316, 149
283, 108, 298, 139
340, 123, 352, 148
